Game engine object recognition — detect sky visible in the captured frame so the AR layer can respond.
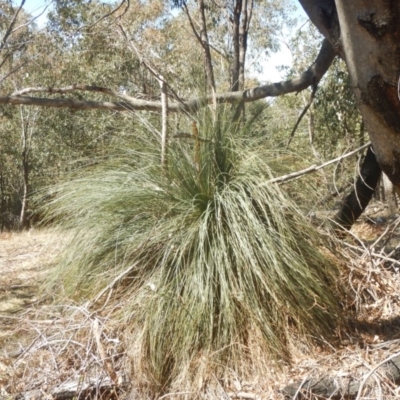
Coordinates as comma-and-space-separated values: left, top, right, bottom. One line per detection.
23, 0, 53, 27
21, 0, 308, 83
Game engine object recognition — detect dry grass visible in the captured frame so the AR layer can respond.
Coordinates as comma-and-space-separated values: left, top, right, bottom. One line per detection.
1, 211, 400, 399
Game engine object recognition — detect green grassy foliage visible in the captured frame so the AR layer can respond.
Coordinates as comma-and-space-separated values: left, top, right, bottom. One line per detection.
43, 108, 344, 393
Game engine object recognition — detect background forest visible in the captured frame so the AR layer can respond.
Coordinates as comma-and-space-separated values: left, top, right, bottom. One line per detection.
0, 0, 366, 230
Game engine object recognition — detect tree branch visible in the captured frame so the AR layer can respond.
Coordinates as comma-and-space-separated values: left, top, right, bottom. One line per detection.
0, 0, 26, 52
286, 84, 318, 149
260, 143, 371, 185
0, 39, 335, 113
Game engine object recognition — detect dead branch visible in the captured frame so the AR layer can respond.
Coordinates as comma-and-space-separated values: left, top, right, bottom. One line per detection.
260, 142, 371, 185
14, 375, 126, 400
286, 84, 318, 149
283, 354, 400, 399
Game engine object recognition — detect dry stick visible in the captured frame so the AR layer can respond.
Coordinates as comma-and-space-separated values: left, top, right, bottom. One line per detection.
84, 0, 129, 30
119, 26, 172, 163
286, 84, 317, 149
227, 392, 257, 399
118, 24, 189, 114
292, 376, 309, 400
260, 142, 371, 185
92, 318, 118, 384
355, 351, 400, 400
342, 241, 400, 266
158, 392, 195, 400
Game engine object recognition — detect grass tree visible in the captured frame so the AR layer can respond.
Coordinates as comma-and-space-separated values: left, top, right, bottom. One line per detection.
43, 107, 345, 395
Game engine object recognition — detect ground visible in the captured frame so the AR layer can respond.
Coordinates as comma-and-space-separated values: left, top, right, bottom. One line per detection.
2, 207, 400, 399
0, 230, 64, 393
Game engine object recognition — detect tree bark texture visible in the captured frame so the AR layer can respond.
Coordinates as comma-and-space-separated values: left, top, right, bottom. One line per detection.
334, 1, 400, 190
299, 1, 400, 189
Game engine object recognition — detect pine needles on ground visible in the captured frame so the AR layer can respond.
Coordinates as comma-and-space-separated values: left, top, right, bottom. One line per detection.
42, 108, 345, 395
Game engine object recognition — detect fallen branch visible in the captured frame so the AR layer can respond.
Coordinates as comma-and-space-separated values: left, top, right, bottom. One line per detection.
282, 354, 400, 399
260, 142, 371, 185
14, 375, 126, 400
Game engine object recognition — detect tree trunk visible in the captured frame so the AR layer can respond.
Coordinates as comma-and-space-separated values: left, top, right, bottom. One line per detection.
19, 107, 31, 230
0, 172, 5, 232
197, 0, 216, 94
334, 1, 400, 189
20, 127, 30, 230
231, 0, 251, 92
334, 146, 381, 230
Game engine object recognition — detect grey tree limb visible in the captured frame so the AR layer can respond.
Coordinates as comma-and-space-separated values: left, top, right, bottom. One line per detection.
0, 39, 335, 113
260, 142, 370, 185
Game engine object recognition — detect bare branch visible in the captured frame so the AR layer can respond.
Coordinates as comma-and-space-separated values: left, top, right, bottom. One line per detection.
0, 39, 335, 113
85, 0, 129, 30
0, 0, 26, 52
0, 60, 31, 84
10, 1, 53, 36
286, 84, 318, 149
260, 143, 371, 185
0, 96, 142, 112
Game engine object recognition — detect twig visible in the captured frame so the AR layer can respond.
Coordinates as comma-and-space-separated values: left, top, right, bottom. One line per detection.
355, 351, 400, 400
158, 392, 194, 399
0, 0, 26, 51
342, 241, 400, 266
85, 0, 129, 30
228, 392, 258, 399
293, 376, 310, 400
